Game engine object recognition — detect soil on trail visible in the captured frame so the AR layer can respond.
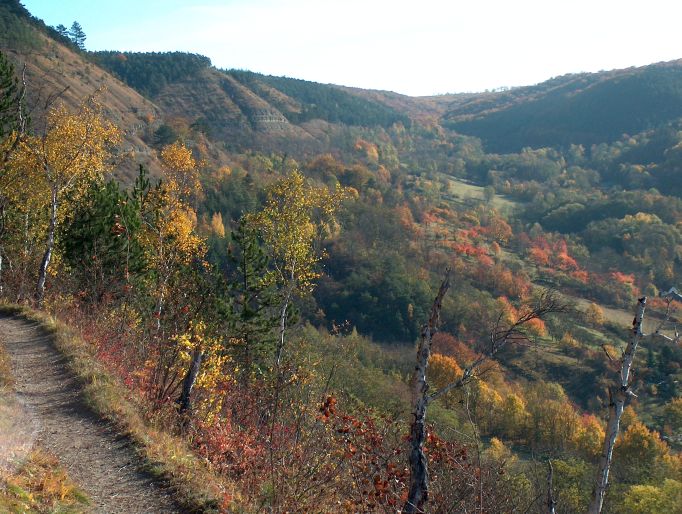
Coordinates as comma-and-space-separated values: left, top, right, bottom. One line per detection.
0, 313, 181, 514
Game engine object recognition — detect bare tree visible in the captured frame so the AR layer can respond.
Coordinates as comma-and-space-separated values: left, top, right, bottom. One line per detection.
589, 292, 679, 513
403, 272, 565, 514
404, 269, 451, 513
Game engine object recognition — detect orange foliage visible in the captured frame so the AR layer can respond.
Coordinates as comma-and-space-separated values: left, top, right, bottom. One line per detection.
611, 271, 636, 285
527, 235, 582, 272
354, 139, 379, 163
432, 332, 478, 364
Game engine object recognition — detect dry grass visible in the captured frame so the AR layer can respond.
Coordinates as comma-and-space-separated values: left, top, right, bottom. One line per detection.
0, 303, 233, 513
0, 340, 12, 389
0, 449, 90, 514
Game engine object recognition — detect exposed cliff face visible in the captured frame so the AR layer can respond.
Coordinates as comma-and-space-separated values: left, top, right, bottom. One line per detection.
7, 0, 682, 173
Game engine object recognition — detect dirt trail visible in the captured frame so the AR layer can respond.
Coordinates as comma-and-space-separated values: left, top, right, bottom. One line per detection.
0, 313, 180, 513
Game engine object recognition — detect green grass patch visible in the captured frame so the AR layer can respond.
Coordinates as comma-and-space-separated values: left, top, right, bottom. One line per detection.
444, 176, 519, 214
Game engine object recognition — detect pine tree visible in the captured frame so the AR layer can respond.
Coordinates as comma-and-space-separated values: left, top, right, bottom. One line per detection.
0, 50, 25, 153
61, 166, 149, 302
225, 218, 279, 378
55, 24, 68, 39
69, 21, 86, 50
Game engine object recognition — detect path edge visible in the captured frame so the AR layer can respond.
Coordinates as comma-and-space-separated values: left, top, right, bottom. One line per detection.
0, 303, 228, 514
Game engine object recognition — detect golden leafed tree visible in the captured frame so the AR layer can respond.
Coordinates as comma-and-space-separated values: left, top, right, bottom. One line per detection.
143, 142, 204, 328
6, 98, 120, 303
247, 169, 350, 365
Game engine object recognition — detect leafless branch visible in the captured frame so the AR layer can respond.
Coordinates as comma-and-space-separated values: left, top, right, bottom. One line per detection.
431, 289, 567, 402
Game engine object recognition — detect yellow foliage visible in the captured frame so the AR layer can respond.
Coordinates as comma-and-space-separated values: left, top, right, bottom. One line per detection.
143, 143, 206, 274
160, 141, 201, 199
428, 353, 462, 407
585, 302, 605, 325
174, 321, 232, 420
484, 437, 515, 464
213, 165, 232, 181
571, 414, 605, 459
498, 393, 529, 440
0, 450, 88, 512
6, 99, 120, 214
210, 212, 226, 238
248, 170, 350, 293
429, 353, 462, 387
621, 405, 640, 430
560, 332, 580, 348
621, 479, 682, 514
354, 138, 379, 163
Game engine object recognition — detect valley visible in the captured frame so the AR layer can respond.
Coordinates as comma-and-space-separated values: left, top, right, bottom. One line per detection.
0, 0, 681, 512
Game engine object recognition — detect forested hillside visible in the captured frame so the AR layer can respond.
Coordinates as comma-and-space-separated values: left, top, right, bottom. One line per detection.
1, 1, 682, 512
444, 63, 682, 152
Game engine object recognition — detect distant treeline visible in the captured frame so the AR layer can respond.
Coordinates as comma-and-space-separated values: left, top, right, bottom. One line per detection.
227, 69, 411, 128
89, 51, 212, 97
0, 0, 76, 50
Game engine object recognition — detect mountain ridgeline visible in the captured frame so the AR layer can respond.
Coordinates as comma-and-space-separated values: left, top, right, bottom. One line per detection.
444, 63, 682, 152
88, 50, 410, 141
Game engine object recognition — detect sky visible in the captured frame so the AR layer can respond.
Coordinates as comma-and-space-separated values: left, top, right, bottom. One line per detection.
20, 0, 682, 96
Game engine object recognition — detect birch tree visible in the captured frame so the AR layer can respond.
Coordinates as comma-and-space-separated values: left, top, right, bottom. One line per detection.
8, 98, 120, 304
142, 142, 203, 330
246, 169, 349, 366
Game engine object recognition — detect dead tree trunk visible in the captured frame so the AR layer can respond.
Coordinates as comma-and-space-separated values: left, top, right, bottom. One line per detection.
178, 347, 203, 415
402, 286, 564, 513
588, 296, 646, 514
547, 460, 556, 514
404, 269, 450, 514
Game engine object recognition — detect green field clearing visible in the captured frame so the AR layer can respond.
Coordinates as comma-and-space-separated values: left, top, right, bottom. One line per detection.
444, 176, 518, 214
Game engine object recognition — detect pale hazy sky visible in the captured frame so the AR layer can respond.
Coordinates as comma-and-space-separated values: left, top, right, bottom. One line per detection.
21, 0, 682, 96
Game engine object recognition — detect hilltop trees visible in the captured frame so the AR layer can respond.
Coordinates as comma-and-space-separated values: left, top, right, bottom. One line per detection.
68, 21, 86, 50
0, 50, 26, 294
0, 50, 26, 165
54, 24, 68, 38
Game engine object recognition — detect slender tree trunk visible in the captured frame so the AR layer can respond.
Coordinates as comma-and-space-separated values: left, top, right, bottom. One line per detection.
404, 270, 450, 514
588, 297, 646, 514
36, 187, 58, 306
17, 211, 29, 302
547, 460, 556, 514
275, 283, 294, 367
178, 347, 203, 415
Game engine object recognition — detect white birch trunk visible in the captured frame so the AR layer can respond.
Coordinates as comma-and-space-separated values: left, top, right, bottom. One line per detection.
36, 187, 58, 305
588, 296, 646, 514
